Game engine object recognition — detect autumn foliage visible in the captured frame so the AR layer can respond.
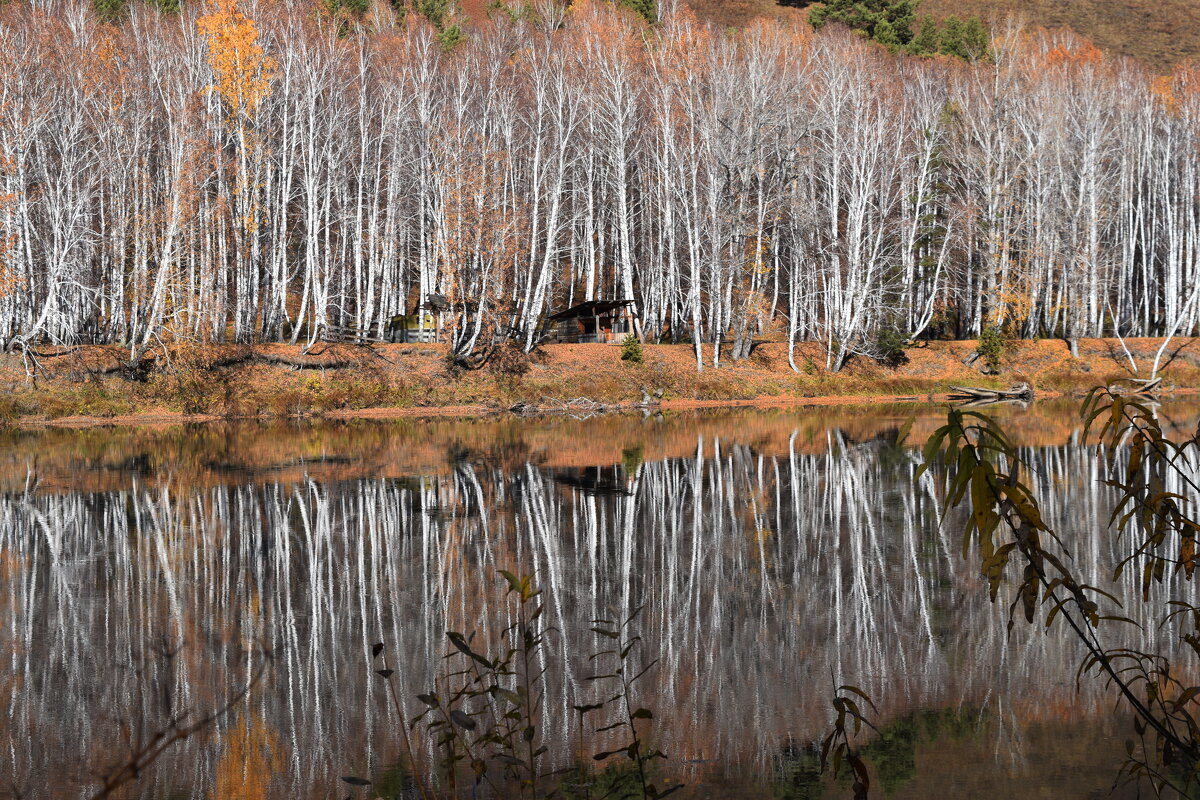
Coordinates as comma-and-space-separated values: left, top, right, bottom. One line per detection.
0, 160, 16, 302
198, 0, 277, 121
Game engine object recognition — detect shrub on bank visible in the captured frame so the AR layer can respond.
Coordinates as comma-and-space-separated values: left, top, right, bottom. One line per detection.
620, 334, 644, 365
874, 327, 910, 368
975, 326, 1014, 373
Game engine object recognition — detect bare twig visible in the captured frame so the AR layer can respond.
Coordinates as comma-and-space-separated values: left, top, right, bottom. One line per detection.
89, 653, 270, 800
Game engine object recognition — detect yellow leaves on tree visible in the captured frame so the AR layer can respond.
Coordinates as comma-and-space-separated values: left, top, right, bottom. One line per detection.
1153, 74, 1179, 115
992, 272, 1038, 332
199, 0, 275, 237
0, 156, 18, 302
0, 48, 16, 302
0, 235, 14, 299
197, 0, 277, 122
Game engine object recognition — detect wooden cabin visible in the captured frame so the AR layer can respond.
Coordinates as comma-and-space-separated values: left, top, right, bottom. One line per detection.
385, 294, 477, 343
385, 311, 438, 343
545, 300, 636, 344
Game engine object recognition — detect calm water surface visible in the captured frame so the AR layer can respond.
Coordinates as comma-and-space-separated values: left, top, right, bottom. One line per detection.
3, 400, 1200, 799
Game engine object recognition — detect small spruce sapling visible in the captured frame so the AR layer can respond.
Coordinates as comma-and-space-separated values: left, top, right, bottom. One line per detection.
620, 334, 644, 365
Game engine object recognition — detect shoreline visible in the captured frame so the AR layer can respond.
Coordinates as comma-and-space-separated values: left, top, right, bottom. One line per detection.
2, 338, 1198, 430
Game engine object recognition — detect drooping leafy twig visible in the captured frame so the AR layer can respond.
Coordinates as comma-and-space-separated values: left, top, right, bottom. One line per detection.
921, 390, 1200, 796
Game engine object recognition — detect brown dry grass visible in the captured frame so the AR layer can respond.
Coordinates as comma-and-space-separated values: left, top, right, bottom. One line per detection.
0, 337, 1197, 426
684, 0, 1200, 73
679, 0, 807, 29
919, 0, 1200, 72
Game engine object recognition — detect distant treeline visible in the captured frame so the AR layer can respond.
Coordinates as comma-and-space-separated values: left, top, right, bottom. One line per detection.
0, 0, 1198, 369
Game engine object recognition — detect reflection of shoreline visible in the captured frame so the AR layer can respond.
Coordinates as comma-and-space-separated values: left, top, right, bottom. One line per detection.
5, 400, 1200, 497
1, 418, 1194, 799
12, 386, 1200, 431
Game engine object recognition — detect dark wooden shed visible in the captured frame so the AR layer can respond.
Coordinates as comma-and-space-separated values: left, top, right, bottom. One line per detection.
545, 300, 636, 344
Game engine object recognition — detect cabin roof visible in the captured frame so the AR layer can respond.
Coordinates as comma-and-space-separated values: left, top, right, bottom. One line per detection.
547, 300, 633, 321
415, 296, 484, 313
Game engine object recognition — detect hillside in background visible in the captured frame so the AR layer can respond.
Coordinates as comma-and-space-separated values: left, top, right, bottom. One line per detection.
682, 0, 1200, 72
920, 0, 1200, 72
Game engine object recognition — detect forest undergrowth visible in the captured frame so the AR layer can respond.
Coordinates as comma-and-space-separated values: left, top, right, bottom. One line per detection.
0, 338, 1198, 424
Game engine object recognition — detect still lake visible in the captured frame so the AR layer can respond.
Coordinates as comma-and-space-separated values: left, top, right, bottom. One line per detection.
3, 400, 1199, 799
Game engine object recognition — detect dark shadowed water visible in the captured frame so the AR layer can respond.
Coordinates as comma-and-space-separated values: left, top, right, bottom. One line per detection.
3, 400, 1199, 799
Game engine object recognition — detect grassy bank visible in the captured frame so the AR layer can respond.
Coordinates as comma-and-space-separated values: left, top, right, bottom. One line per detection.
0, 337, 1197, 426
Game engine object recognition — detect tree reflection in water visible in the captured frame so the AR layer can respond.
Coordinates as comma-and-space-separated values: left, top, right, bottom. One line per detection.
0, 404, 1198, 798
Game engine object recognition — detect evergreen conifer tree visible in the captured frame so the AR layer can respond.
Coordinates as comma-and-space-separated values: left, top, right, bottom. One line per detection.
962, 16, 990, 59
873, 18, 901, 49
620, 0, 656, 24
92, 0, 127, 21
809, 0, 919, 46
939, 15, 968, 59
908, 15, 941, 56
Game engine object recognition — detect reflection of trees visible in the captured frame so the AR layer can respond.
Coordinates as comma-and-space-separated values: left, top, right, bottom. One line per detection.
0, 430, 1196, 798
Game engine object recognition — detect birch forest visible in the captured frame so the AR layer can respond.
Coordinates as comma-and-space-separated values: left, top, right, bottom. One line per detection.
2, 0, 1200, 370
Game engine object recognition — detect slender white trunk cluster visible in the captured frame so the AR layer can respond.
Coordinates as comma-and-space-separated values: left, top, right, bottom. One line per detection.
0, 2, 1197, 367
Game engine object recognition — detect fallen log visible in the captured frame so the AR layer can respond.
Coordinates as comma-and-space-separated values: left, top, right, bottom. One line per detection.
208, 351, 359, 370
1107, 377, 1162, 396
948, 382, 1034, 402
321, 325, 387, 345
66, 347, 366, 380
27, 347, 86, 359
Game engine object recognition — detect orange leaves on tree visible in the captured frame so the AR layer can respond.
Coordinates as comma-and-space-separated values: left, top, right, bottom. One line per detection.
653, 6, 712, 82
198, 0, 276, 240
993, 265, 1041, 332
0, 152, 17, 301
998, 27, 1106, 79
1155, 60, 1200, 118
434, 129, 525, 305
569, 0, 646, 69
1041, 36, 1104, 70
1153, 74, 1179, 115
197, 0, 277, 121
0, 230, 15, 300
0, 50, 16, 302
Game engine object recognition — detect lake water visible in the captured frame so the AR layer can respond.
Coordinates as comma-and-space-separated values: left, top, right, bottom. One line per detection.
3, 400, 1199, 799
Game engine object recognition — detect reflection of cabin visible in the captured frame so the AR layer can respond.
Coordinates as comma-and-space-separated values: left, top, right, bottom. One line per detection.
545, 300, 635, 344
551, 466, 634, 496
